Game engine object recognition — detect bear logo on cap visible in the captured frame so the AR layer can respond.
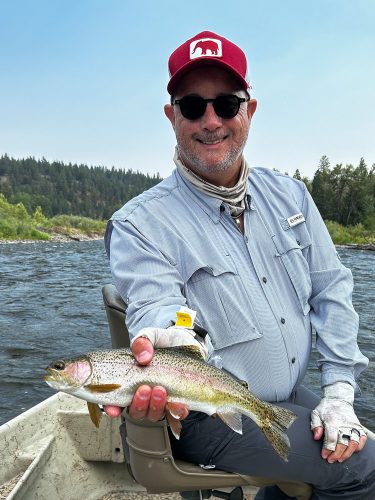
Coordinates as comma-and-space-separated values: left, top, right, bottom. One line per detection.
190, 38, 223, 60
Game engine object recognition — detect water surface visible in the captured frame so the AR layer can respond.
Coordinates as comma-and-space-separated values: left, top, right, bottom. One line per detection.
0, 241, 374, 431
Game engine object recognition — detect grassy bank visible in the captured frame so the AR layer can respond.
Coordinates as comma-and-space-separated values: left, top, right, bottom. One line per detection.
0, 195, 106, 241
325, 220, 375, 245
1, 194, 374, 245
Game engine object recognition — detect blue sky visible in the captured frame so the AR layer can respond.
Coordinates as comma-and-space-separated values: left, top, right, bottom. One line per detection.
1, 0, 374, 179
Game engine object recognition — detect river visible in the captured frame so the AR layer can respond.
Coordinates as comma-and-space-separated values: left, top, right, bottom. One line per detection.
0, 241, 374, 431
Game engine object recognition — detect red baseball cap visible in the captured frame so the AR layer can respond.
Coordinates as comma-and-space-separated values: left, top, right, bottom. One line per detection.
167, 30, 249, 95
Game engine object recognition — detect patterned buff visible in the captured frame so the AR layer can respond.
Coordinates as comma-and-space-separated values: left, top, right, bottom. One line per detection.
174, 149, 249, 218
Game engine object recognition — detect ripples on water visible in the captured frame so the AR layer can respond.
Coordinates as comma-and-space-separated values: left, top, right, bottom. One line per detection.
0, 241, 112, 425
0, 241, 374, 431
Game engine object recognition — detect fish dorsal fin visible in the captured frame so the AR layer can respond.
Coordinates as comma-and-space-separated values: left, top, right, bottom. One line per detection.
87, 402, 102, 428
216, 407, 243, 434
166, 345, 205, 360
86, 383, 121, 393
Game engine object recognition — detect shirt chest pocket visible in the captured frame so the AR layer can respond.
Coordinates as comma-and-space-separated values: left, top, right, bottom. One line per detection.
272, 221, 312, 315
182, 257, 263, 351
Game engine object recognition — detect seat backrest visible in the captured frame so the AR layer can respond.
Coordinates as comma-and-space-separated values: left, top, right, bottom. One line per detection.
102, 284, 129, 348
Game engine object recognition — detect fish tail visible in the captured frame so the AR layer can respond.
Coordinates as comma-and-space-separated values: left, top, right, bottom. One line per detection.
263, 404, 297, 462
243, 400, 297, 462
261, 408, 295, 462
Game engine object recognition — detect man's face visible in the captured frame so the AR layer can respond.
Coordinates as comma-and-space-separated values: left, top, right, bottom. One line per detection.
164, 66, 257, 186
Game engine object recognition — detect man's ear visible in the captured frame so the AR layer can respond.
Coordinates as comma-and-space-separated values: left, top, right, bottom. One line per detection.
247, 99, 257, 120
164, 104, 176, 129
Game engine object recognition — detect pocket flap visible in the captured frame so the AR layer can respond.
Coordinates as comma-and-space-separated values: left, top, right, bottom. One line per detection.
211, 325, 262, 351
184, 257, 237, 283
273, 220, 312, 255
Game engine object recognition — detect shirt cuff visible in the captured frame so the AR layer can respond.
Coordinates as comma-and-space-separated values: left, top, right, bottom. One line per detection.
321, 365, 360, 394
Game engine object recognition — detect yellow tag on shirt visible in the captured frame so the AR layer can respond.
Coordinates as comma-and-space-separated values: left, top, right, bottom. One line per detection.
175, 306, 197, 329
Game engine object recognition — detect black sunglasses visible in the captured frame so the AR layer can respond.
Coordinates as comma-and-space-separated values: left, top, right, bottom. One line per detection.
172, 94, 250, 120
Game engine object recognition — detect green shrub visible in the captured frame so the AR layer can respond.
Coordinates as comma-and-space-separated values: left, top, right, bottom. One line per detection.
326, 220, 375, 245
0, 194, 105, 240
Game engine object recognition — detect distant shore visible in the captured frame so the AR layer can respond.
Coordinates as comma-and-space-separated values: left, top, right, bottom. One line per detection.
2, 237, 374, 251
0, 233, 104, 245
336, 243, 375, 251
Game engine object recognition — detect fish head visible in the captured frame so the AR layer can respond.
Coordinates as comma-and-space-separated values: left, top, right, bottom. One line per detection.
44, 355, 92, 392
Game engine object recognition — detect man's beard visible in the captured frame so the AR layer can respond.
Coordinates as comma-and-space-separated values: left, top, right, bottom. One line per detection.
176, 132, 248, 177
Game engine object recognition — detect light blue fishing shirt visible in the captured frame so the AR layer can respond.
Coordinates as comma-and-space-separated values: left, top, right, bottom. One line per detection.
105, 166, 368, 402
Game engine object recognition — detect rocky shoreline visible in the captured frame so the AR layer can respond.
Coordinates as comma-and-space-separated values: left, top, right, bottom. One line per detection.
0, 233, 104, 245
336, 243, 375, 251
2, 238, 374, 251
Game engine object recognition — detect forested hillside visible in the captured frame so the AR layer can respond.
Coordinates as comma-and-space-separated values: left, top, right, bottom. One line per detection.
0, 154, 374, 232
0, 155, 162, 219
286, 156, 375, 232
309, 156, 375, 230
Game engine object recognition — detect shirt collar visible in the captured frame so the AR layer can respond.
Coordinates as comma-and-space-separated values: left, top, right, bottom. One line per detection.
175, 169, 254, 223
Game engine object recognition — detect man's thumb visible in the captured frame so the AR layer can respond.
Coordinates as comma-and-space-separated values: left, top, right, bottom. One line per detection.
131, 336, 154, 365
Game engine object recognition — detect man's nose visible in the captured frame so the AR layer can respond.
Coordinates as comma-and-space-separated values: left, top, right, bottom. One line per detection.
201, 103, 222, 129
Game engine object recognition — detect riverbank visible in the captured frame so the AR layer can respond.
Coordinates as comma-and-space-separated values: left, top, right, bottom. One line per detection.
336, 243, 375, 251
0, 194, 107, 242
2, 239, 375, 250
2, 238, 375, 251
0, 232, 104, 245
1, 195, 374, 248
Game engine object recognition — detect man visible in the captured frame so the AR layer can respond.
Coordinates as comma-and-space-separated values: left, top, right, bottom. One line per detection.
104, 31, 375, 498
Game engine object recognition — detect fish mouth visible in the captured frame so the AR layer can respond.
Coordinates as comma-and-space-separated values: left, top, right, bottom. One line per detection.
44, 369, 60, 383
44, 367, 57, 379
43, 367, 82, 392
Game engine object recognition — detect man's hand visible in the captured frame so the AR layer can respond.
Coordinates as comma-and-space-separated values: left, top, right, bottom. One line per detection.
104, 333, 189, 422
311, 382, 367, 463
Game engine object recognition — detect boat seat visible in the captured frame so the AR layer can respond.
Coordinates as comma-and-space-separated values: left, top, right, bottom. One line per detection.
102, 284, 312, 500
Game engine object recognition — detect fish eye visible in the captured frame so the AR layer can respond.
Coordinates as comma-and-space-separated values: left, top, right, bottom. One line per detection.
51, 360, 66, 371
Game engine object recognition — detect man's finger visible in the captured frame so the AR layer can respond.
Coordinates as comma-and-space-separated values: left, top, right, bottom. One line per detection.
132, 337, 154, 365
103, 405, 123, 418
147, 385, 168, 422
356, 435, 367, 452
338, 440, 360, 462
128, 385, 152, 419
324, 443, 347, 463
167, 402, 189, 421
312, 426, 324, 441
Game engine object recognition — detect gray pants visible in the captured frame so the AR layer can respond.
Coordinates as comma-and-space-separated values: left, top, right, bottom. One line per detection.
170, 386, 375, 499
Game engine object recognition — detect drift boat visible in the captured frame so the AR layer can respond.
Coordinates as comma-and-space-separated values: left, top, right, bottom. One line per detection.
0, 392, 136, 500
0, 285, 319, 500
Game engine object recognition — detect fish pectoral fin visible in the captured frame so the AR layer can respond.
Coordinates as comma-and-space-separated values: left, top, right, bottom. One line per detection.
87, 402, 102, 428
217, 408, 243, 434
165, 407, 182, 440
86, 383, 121, 393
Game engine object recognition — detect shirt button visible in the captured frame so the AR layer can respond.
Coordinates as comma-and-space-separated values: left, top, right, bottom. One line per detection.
296, 240, 301, 246
220, 205, 225, 212
281, 317, 286, 324
262, 277, 267, 283
245, 236, 249, 243
291, 357, 296, 364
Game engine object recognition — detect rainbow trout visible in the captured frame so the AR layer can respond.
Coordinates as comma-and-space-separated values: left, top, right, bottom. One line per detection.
45, 346, 297, 461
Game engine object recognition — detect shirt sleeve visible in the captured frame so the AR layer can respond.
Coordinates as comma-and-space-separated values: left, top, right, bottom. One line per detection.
106, 219, 187, 341
301, 185, 368, 390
